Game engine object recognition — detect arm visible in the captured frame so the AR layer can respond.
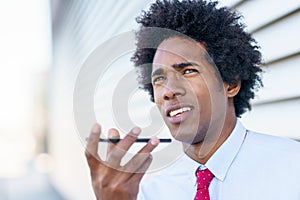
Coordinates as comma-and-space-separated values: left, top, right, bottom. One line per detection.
85, 124, 159, 200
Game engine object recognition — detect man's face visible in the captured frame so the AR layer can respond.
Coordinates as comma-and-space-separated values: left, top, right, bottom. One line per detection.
151, 37, 226, 144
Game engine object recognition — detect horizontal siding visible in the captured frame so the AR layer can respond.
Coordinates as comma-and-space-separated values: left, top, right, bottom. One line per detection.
235, 0, 300, 140
50, 1, 157, 199
253, 10, 300, 63
253, 53, 300, 104
217, 0, 242, 7
236, 0, 300, 32
241, 97, 300, 139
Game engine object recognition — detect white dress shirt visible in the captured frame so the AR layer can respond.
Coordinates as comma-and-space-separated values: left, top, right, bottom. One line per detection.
137, 120, 300, 200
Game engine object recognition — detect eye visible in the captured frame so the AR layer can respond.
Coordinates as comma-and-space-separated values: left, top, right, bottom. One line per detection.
152, 76, 165, 85
183, 68, 198, 75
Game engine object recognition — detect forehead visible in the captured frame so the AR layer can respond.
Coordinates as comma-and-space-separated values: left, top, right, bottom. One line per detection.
152, 37, 209, 68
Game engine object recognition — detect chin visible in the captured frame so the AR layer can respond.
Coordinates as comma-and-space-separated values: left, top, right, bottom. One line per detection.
170, 131, 203, 144
169, 125, 208, 144
190, 137, 205, 145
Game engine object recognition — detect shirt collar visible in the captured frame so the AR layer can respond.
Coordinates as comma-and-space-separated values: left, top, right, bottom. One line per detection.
205, 119, 247, 181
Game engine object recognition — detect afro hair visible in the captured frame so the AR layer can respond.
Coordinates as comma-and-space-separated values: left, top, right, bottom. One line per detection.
131, 0, 263, 117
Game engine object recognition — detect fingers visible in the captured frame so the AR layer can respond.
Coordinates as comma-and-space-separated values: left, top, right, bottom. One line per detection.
116, 127, 141, 154
85, 124, 102, 166
106, 128, 120, 158
122, 137, 159, 173
116, 138, 158, 185
129, 154, 153, 184
86, 124, 159, 177
138, 137, 160, 154
85, 124, 160, 198
106, 127, 141, 167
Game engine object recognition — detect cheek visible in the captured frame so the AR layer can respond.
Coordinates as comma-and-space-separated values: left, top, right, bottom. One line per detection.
153, 90, 163, 110
191, 83, 212, 111
153, 89, 160, 104
188, 78, 208, 98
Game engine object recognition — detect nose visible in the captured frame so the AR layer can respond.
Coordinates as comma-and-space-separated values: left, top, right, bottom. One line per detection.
163, 75, 186, 100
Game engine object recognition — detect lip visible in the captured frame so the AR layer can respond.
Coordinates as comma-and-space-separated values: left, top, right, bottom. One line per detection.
164, 104, 194, 124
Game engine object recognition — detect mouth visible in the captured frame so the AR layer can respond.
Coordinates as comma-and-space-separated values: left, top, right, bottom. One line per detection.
165, 105, 194, 123
167, 106, 192, 117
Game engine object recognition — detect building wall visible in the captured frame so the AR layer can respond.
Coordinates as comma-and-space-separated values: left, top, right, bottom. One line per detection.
235, 1, 300, 140
50, 1, 300, 199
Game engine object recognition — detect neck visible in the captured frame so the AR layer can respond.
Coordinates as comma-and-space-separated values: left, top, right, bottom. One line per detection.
183, 113, 237, 165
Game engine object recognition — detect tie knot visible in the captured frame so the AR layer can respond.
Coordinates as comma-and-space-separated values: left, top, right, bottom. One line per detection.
196, 168, 214, 190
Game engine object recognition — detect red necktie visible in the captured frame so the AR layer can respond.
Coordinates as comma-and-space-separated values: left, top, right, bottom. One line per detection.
194, 168, 214, 200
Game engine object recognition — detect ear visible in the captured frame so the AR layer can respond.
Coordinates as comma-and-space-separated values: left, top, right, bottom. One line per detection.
225, 81, 241, 98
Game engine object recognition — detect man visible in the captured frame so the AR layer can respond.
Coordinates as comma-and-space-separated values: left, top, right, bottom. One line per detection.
85, 0, 300, 199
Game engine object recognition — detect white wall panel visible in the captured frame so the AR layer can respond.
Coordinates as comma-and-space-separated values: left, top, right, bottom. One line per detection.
236, 0, 300, 32
239, 1, 300, 140
217, 0, 241, 7
253, 54, 300, 104
241, 98, 300, 140
253, 10, 300, 62
50, 1, 156, 199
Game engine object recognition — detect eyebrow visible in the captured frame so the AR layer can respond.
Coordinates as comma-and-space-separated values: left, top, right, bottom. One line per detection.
172, 62, 199, 69
151, 68, 164, 78
151, 62, 199, 78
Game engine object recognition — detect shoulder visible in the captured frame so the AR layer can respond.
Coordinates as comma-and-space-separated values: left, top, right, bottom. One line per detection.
138, 153, 198, 200
240, 130, 300, 167
140, 152, 197, 182
224, 129, 300, 198
246, 130, 300, 152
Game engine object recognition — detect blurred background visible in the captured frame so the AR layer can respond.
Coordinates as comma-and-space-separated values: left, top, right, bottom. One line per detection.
0, 0, 299, 199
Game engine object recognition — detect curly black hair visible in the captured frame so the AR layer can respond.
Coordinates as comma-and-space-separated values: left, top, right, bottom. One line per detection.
131, 0, 262, 117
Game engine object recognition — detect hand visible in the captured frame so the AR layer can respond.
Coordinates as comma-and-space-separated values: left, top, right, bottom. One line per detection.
85, 124, 159, 200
